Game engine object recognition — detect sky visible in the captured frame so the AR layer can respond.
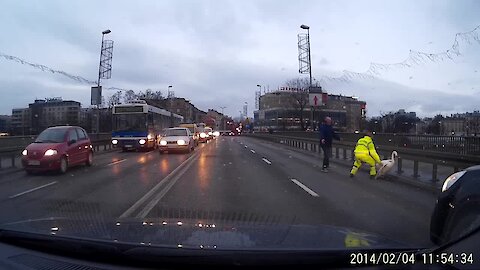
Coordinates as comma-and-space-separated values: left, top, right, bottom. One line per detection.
0, 0, 479, 118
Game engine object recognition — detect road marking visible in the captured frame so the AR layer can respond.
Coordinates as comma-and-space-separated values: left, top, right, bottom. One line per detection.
250, 150, 256, 153
136, 154, 199, 218
9, 181, 58, 199
119, 152, 199, 219
262, 158, 272, 165
291, 179, 319, 197
107, 159, 127, 166
244, 145, 248, 148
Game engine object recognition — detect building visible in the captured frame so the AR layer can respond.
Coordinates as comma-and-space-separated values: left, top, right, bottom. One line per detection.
0, 115, 12, 133
380, 109, 417, 133
254, 86, 366, 132
29, 98, 82, 134
441, 117, 466, 135
11, 108, 31, 135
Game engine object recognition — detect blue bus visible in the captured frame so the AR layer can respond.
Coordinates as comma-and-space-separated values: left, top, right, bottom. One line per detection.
111, 100, 184, 151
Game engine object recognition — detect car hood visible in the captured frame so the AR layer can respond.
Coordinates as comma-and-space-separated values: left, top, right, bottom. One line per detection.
0, 218, 413, 250
26, 142, 63, 151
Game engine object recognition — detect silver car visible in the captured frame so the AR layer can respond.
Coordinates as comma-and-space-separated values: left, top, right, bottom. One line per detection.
158, 128, 195, 154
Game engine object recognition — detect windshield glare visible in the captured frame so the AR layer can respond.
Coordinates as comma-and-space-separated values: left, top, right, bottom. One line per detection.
35, 129, 66, 143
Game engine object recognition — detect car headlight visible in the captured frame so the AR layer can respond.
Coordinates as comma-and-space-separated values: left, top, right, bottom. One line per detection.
147, 134, 153, 140
213, 131, 220, 137
208, 132, 213, 136
442, 171, 466, 192
22, 149, 27, 156
160, 140, 167, 146
177, 139, 186, 145
44, 149, 58, 156
139, 139, 146, 145
200, 133, 206, 138
112, 139, 118, 145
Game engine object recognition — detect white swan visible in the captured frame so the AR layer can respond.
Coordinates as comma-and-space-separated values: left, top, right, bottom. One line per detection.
375, 151, 398, 180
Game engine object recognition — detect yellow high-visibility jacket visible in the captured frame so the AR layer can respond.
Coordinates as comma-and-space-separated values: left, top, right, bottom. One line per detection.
354, 135, 381, 163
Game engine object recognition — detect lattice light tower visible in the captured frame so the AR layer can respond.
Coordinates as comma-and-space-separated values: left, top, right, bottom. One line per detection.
298, 24, 312, 90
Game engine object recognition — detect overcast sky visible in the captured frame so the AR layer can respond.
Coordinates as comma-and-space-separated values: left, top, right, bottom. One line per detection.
1, 0, 479, 118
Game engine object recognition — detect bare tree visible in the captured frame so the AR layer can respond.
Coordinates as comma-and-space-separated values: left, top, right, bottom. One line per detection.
285, 77, 309, 130
107, 91, 123, 108
123, 90, 137, 102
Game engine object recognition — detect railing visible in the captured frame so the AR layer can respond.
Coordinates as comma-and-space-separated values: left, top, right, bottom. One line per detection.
262, 131, 480, 156
247, 133, 480, 183
0, 133, 112, 170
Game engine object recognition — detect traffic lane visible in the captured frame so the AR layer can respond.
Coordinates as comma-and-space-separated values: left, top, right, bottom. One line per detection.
236, 136, 436, 246
146, 136, 355, 230
0, 145, 208, 224
0, 148, 143, 199
243, 137, 438, 211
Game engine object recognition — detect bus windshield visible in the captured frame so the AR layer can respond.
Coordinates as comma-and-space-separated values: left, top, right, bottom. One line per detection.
113, 114, 146, 132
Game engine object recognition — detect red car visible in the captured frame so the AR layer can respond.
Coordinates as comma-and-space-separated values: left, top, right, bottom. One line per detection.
21, 126, 93, 174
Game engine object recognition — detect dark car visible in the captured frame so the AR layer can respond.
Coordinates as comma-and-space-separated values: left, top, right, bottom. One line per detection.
430, 165, 480, 245
21, 126, 93, 174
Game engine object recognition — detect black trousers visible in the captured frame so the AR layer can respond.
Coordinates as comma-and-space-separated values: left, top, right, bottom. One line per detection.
321, 144, 332, 168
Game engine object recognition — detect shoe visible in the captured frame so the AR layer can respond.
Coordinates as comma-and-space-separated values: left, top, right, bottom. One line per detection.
349, 173, 355, 178
370, 175, 376, 180
321, 168, 328, 173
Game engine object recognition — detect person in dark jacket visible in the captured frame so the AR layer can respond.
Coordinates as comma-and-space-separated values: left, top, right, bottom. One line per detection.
319, 117, 340, 172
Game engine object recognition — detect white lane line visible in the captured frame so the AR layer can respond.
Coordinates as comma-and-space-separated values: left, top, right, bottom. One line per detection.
119, 152, 199, 219
291, 179, 319, 197
107, 159, 127, 166
262, 158, 272, 165
9, 181, 58, 199
136, 154, 199, 218
244, 145, 248, 148
250, 150, 256, 153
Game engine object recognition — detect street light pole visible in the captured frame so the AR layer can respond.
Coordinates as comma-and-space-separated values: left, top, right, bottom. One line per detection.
219, 106, 226, 130
300, 25, 312, 90
168, 85, 173, 126
96, 29, 111, 134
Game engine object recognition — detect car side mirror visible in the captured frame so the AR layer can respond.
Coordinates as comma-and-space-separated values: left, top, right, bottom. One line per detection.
68, 139, 77, 145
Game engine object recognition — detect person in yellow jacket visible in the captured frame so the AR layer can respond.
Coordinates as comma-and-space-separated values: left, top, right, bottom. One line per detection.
350, 130, 382, 179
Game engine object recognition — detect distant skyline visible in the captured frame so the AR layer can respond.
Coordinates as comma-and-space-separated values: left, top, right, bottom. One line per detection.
1, 0, 479, 118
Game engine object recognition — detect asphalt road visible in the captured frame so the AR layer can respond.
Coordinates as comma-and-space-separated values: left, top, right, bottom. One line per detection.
0, 136, 438, 247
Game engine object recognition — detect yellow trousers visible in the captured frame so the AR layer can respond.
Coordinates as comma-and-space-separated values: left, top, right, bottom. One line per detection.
350, 153, 377, 176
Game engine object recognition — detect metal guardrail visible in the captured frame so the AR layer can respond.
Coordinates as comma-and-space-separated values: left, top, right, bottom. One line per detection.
0, 134, 113, 170
248, 133, 480, 183
261, 131, 480, 156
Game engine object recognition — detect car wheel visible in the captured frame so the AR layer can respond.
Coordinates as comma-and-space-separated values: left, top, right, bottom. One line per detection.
86, 151, 93, 166
59, 156, 68, 174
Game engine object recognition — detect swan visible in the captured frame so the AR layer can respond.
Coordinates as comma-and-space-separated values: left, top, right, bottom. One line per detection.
375, 151, 398, 180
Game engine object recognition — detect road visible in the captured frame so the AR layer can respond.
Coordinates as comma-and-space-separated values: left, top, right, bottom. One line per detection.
0, 136, 438, 247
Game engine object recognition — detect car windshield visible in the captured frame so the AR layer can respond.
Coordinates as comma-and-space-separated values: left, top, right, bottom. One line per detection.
164, 129, 188, 137
34, 129, 66, 143
1, 1, 480, 267
113, 114, 146, 132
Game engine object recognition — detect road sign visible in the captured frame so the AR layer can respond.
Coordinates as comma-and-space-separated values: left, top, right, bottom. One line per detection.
91, 86, 102, 105
309, 93, 321, 106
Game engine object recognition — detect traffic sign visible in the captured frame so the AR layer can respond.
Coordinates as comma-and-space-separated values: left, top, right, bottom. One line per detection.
309, 93, 321, 106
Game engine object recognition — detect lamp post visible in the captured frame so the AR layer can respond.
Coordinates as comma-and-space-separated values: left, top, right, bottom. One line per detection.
96, 29, 111, 134
168, 85, 173, 126
219, 106, 226, 130
300, 24, 312, 90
